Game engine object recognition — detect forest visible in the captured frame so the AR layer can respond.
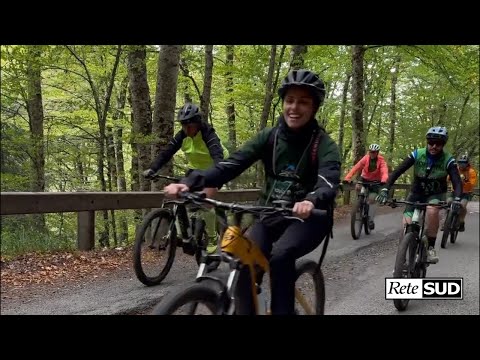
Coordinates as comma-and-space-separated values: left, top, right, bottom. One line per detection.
1, 45, 478, 256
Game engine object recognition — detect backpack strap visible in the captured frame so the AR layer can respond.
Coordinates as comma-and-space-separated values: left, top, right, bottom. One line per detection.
310, 129, 323, 166
268, 127, 324, 168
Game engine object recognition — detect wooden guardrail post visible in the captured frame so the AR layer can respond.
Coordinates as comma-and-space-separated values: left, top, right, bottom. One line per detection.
77, 211, 95, 251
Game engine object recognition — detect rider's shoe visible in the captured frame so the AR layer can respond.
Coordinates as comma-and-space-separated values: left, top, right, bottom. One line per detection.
427, 247, 439, 264
368, 220, 375, 230
207, 237, 218, 254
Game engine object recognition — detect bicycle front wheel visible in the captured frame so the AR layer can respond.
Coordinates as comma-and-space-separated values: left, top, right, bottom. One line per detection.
151, 279, 226, 315
350, 197, 364, 240
133, 208, 177, 286
441, 210, 457, 249
363, 202, 371, 235
450, 213, 459, 244
294, 258, 325, 315
393, 232, 418, 311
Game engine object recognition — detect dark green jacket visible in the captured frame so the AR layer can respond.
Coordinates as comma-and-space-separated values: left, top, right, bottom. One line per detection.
181, 115, 341, 209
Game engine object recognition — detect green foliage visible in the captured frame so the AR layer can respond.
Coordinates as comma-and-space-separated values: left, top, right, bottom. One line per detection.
2, 44, 478, 257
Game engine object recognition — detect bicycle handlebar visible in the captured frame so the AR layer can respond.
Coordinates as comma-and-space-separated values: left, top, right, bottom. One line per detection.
150, 174, 181, 183
385, 199, 449, 209
178, 191, 327, 219
342, 179, 383, 186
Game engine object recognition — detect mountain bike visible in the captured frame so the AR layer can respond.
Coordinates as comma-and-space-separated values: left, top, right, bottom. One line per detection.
386, 199, 449, 311
345, 180, 382, 240
151, 191, 331, 315
133, 174, 225, 286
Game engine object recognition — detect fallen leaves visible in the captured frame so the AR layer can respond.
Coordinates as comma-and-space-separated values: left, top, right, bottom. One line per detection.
1, 247, 134, 292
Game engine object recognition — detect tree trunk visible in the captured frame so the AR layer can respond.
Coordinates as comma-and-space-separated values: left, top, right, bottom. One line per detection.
225, 45, 236, 152
260, 45, 277, 131
452, 90, 473, 150
66, 45, 122, 248
127, 45, 153, 194
338, 73, 351, 171
179, 46, 193, 104
290, 45, 307, 70
26, 45, 46, 232
151, 45, 181, 191
351, 45, 366, 164
343, 140, 353, 164
257, 45, 279, 188
201, 45, 214, 123
106, 126, 118, 246
388, 56, 401, 163
113, 76, 129, 245
271, 45, 287, 126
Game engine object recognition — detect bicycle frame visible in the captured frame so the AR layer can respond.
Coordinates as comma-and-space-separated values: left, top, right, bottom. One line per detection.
194, 204, 324, 315
390, 200, 448, 276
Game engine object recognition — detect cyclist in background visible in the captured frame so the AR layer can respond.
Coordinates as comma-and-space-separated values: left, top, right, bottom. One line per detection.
343, 143, 389, 230
376, 126, 462, 264
143, 103, 229, 254
444, 154, 477, 232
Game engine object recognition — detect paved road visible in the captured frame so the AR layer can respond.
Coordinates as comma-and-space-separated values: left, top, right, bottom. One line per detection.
1, 203, 478, 315
322, 202, 479, 315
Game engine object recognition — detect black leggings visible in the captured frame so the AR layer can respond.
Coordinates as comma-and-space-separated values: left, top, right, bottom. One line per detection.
235, 215, 330, 315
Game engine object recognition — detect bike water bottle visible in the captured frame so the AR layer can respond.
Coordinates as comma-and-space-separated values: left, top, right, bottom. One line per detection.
256, 285, 268, 315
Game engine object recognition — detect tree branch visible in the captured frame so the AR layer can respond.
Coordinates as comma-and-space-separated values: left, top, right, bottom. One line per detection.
179, 61, 202, 101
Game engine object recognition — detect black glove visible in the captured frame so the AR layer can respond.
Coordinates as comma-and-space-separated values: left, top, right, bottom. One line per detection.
451, 197, 462, 213
143, 169, 155, 179
342, 180, 352, 185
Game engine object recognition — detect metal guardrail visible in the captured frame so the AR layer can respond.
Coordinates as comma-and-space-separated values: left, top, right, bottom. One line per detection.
1, 185, 477, 250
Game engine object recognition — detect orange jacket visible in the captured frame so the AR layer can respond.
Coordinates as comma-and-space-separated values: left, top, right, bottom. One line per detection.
344, 154, 389, 183
448, 165, 477, 193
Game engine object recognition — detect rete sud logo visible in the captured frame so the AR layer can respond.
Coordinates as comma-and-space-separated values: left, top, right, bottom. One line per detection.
385, 278, 463, 299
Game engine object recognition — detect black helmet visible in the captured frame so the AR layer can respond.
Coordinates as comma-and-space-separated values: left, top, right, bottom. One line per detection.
426, 126, 448, 143
458, 154, 469, 164
177, 103, 202, 124
278, 69, 326, 106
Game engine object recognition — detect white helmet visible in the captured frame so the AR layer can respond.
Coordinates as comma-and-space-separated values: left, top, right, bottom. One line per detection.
369, 143, 380, 151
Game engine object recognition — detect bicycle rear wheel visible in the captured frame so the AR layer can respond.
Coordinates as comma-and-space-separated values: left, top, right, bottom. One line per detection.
151, 279, 226, 315
294, 258, 325, 315
350, 196, 364, 240
133, 208, 177, 286
393, 232, 418, 311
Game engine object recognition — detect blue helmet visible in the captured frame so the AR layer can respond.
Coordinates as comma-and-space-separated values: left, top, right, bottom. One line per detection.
426, 126, 448, 143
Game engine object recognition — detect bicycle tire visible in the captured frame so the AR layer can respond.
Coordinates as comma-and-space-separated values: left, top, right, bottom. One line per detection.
151, 278, 226, 315
295, 258, 325, 315
133, 208, 177, 286
450, 213, 459, 244
364, 202, 371, 235
441, 210, 456, 249
350, 197, 364, 240
393, 232, 418, 311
